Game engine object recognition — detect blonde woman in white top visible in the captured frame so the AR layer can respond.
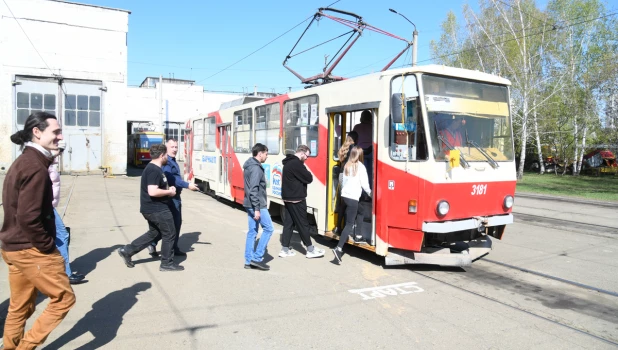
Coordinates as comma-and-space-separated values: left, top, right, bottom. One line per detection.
332, 146, 371, 264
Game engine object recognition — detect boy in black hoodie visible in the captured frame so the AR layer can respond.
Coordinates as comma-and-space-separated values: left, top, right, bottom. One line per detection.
280, 145, 325, 258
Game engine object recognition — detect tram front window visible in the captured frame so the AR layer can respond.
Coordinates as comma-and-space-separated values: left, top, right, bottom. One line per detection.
140, 135, 163, 149
422, 75, 514, 163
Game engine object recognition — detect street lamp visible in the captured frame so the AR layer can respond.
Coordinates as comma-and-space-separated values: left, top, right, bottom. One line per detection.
389, 8, 418, 66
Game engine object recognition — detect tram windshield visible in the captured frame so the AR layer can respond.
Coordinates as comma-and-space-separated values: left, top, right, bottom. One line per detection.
139, 135, 163, 149
423, 75, 514, 164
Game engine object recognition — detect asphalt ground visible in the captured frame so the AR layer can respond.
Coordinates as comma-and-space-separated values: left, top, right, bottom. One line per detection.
0, 174, 617, 349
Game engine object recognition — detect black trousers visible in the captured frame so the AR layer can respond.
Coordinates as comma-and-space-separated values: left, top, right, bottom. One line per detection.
337, 197, 363, 249
124, 209, 177, 265
282, 200, 313, 248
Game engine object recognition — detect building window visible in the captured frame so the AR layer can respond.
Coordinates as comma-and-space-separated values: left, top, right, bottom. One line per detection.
283, 95, 319, 156
194, 119, 204, 151
15, 92, 56, 126
205, 117, 216, 151
234, 108, 253, 153
64, 94, 100, 127
255, 103, 280, 154
165, 126, 179, 141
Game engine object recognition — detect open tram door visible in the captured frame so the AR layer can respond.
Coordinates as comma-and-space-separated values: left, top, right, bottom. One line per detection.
217, 123, 232, 196
326, 103, 380, 247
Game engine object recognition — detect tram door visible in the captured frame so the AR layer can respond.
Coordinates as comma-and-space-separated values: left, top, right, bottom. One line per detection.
217, 124, 232, 195
326, 105, 379, 245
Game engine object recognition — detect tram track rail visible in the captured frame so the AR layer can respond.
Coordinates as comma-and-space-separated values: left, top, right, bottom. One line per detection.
513, 211, 618, 238
61, 175, 78, 219
482, 258, 618, 298
410, 269, 618, 347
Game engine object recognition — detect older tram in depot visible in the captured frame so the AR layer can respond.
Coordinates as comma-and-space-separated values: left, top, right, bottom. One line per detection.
183, 65, 516, 267
127, 132, 165, 167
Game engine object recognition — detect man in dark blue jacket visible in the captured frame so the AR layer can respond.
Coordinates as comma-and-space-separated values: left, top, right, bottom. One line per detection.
242, 143, 273, 270
149, 139, 198, 257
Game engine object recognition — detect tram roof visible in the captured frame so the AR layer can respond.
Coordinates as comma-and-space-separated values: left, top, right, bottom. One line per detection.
372, 64, 511, 86
194, 65, 511, 117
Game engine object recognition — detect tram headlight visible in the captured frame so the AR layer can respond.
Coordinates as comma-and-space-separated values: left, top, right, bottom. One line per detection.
503, 195, 514, 209
436, 200, 450, 217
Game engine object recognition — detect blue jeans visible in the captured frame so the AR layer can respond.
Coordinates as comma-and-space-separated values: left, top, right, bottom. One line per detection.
245, 208, 274, 265
54, 208, 72, 276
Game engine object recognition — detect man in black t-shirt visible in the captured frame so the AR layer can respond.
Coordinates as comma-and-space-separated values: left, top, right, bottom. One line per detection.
117, 144, 184, 272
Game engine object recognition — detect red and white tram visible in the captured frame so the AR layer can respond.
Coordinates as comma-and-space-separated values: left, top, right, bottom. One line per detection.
184, 65, 516, 266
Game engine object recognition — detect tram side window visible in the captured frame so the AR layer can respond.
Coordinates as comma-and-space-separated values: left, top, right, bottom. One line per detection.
390, 75, 427, 161
205, 117, 216, 151
234, 108, 253, 153
255, 103, 281, 154
283, 95, 319, 156
194, 119, 204, 151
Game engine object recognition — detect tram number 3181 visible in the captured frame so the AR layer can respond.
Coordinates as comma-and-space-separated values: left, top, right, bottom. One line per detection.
471, 184, 488, 195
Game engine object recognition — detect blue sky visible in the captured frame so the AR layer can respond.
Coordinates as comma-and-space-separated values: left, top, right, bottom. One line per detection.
86, 0, 553, 93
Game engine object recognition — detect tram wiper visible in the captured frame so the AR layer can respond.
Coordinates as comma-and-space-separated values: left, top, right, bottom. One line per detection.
435, 120, 469, 169
464, 130, 499, 169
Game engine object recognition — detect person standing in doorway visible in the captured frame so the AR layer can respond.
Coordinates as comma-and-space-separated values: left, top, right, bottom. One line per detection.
117, 143, 184, 272
49, 140, 86, 284
242, 143, 274, 271
148, 138, 198, 257
0, 111, 76, 350
353, 110, 374, 188
279, 145, 325, 259
332, 146, 372, 264
335, 131, 358, 233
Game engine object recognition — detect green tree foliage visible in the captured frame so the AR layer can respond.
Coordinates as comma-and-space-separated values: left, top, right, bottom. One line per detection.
430, 0, 618, 178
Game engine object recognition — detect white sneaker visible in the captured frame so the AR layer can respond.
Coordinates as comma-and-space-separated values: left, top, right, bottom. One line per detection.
306, 247, 325, 259
279, 248, 296, 258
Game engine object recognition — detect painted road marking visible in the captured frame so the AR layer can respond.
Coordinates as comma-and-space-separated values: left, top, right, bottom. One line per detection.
348, 282, 424, 300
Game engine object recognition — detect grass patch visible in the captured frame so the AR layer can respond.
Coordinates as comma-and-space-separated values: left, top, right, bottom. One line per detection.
516, 173, 618, 202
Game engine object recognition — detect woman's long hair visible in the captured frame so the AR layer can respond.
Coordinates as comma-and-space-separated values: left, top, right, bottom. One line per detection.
10, 111, 57, 150
344, 146, 364, 177
338, 131, 359, 162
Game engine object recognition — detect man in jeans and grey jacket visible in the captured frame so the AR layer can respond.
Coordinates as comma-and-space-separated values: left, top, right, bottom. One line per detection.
242, 143, 274, 271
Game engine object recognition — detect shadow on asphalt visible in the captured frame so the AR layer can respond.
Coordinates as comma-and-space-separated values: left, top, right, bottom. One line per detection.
125, 164, 144, 177
43, 282, 152, 350
175, 231, 207, 264
72, 245, 124, 276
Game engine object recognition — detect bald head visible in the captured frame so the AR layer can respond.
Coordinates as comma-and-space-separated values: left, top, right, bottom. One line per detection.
166, 138, 178, 158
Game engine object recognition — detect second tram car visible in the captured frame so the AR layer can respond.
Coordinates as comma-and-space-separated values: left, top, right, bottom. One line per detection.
185, 65, 516, 266
127, 132, 165, 166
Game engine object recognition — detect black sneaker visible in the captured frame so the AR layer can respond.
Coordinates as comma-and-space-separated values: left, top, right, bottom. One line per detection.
249, 260, 270, 271
173, 250, 187, 257
159, 264, 185, 272
68, 273, 87, 285
244, 264, 252, 269
147, 245, 159, 257
353, 236, 368, 245
117, 248, 134, 268
332, 249, 344, 264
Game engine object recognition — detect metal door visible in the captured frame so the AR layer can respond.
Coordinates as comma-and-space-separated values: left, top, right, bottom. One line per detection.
217, 124, 232, 195
61, 81, 103, 174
